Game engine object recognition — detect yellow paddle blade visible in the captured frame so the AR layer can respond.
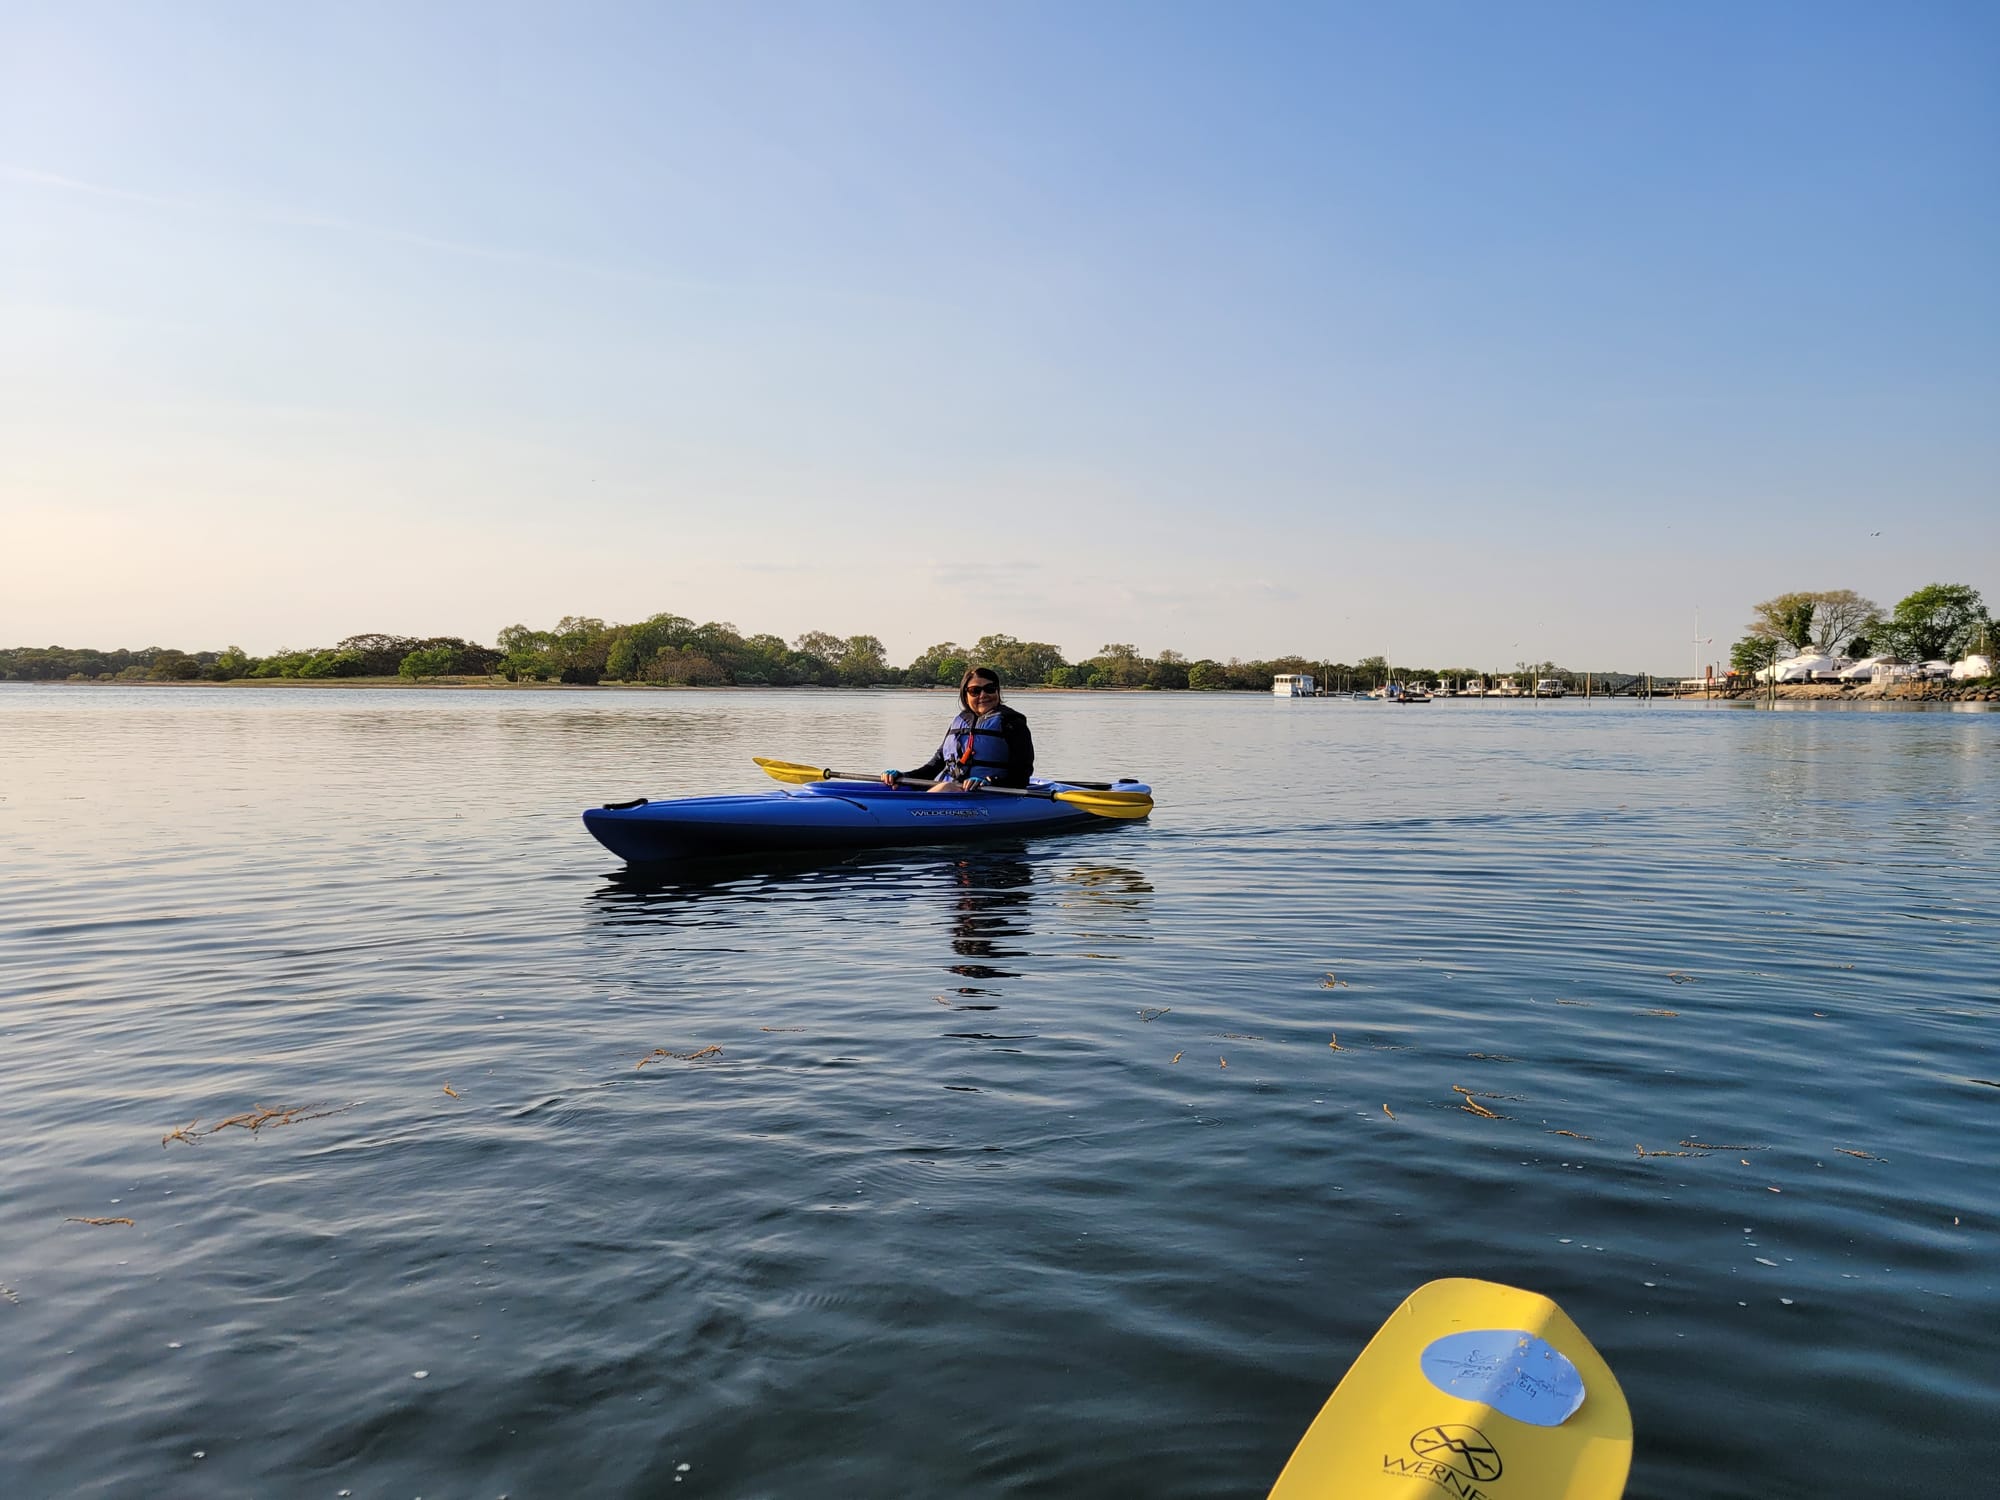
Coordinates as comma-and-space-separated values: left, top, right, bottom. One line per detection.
1051, 789, 1153, 820
751, 756, 834, 785
1267, 1278, 1631, 1500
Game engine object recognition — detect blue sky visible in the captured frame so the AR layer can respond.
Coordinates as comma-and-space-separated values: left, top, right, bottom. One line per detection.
4, 1, 1995, 671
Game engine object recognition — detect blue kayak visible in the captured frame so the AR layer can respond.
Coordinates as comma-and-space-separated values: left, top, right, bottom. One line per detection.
582, 778, 1149, 864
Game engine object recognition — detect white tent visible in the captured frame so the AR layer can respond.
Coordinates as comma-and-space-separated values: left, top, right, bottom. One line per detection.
1758, 653, 1845, 683
1838, 656, 1906, 682
1949, 654, 1993, 680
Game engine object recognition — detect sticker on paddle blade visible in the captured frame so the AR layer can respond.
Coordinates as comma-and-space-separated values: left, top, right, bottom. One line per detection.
1419, 1329, 1586, 1426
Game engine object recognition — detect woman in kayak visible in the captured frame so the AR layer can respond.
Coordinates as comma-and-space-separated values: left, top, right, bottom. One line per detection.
884, 666, 1035, 791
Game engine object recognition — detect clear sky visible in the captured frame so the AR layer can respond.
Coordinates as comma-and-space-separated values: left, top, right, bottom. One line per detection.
4, 1, 1995, 672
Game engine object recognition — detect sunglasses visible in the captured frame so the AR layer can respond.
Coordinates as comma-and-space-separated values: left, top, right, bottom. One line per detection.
965, 682, 999, 696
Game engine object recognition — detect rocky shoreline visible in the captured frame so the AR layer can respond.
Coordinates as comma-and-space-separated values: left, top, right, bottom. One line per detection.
1714, 680, 2000, 704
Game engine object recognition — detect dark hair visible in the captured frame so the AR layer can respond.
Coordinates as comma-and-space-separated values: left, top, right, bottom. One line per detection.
958, 665, 1002, 708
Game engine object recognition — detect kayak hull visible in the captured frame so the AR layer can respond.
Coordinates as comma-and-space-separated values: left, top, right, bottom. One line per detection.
582, 779, 1146, 865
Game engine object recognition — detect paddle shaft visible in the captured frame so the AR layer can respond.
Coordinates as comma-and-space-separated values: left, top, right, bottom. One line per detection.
749, 757, 1152, 819
851, 770, 1072, 801
892, 772, 1122, 790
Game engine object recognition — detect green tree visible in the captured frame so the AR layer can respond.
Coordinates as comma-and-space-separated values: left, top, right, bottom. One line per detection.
1356, 654, 1388, 689
836, 634, 890, 686
734, 633, 795, 685
971, 633, 1068, 686
1147, 648, 1191, 690
791, 630, 844, 686
496, 624, 556, 681
546, 616, 613, 683
295, 648, 364, 678
1731, 636, 1782, 677
606, 613, 694, 680
905, 641, 964, 685
1082, 642, 1150, 688
337, 633, 420, 676
147, 649, 201, 681
1186, 659, 1226, 690
1748, 592, 1817, 650
1877, 583, 1987, 663
399, 645, 457, 680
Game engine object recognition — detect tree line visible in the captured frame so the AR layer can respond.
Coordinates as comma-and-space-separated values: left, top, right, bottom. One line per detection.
5, 583, 1987, 688
1728, 583, 1993, 675
0, 623, 1328, 689
3, 620, 1563, 690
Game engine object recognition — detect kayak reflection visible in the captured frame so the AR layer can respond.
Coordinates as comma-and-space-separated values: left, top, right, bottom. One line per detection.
587, 848, 1153, 977
942, 851, 1035, 968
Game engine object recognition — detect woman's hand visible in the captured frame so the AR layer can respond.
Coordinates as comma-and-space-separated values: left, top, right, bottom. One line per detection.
880, 771, 900, 787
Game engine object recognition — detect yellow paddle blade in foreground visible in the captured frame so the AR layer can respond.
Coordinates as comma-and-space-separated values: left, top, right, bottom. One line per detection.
1267, 1278, 1631, 1500
749, 757, 1154, 820
751, 756, 838, 785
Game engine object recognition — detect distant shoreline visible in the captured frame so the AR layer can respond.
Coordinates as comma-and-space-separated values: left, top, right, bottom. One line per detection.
0, 676, 1056, 692
6, 676, 1991, 703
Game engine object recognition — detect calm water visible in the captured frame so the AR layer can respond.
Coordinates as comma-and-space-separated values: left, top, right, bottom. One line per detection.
2, 686, 1995, 1499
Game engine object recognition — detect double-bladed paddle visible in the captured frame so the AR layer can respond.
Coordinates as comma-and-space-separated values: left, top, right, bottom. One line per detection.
751, 757, 1153, 821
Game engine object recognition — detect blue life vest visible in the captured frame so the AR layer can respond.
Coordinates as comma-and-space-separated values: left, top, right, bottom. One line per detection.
937, 709, 1013, 782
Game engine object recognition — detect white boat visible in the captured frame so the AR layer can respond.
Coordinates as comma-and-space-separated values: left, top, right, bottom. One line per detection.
1490, 679, 1524, 698
1758, 653, 1847, 683
1533, 678, 1565, 698
1461, 678, 1487, 698
1837, 656, 1906, 683
1949, 654, 1992, 680
1272, 673, 1316, 697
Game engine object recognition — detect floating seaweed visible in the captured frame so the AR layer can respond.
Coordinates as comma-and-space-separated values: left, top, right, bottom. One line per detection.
1635, 1144, 1709, 1158
1452, 1086, 1500, 1119
1465, 1052, 1518, 1061
162, 1102, 353, 1147
1328, 1034, 1343, 1051
759, 1025, 806, 1033
1382, 1104, 1396, 1120
1555, 999, 1592, 1007
1138, 1007, 1170, 1021
1171, 1052, 1183, 1064
1837, 1148, 1881, 1160
441, 1083, 460, 1098
65, 1217, 134, 1227
637, 1045, 722, 1069
1643, 1009, 1680, 1018
1549, 1129, 1591, 1140
1683, 1140, 1761, 1151
1219, 1057, 1228, 1069
1321, 971, 1349, 988
1667, 971, 1699, 985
